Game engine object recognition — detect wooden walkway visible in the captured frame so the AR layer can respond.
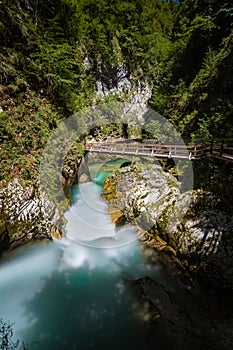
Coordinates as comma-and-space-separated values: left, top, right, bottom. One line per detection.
84, 139, 233, 163
209, 139, 233, 163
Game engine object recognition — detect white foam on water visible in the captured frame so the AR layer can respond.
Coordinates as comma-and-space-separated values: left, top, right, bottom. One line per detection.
64, 182, 137, 248
55, 237, 138, 272
0, 243, 60, 332
0, 181, 159, 346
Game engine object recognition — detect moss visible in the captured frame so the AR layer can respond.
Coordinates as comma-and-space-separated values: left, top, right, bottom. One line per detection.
168, 178, 180, 189
102, 177, 117, 201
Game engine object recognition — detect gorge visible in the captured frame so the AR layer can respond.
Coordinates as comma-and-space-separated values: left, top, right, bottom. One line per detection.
0, 161, 231, 350
1, 156, 233, 349
1, 1, 233, 349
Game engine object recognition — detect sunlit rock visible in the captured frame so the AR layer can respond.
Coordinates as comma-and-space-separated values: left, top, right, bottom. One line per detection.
0, 178, 64, 252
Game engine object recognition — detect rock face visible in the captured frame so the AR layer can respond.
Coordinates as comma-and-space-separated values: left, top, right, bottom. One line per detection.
173, 190, 233, 291
102, 163, 180, 252
131, 275, 233, 350
0, 179, 64, 254
131, 276, 203, 349
63, 158, 83, 191
103, 164, 233, 347
102, 164, 233, 292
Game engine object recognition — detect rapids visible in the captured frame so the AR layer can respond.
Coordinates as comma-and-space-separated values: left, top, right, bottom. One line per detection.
0, 178, 165, 350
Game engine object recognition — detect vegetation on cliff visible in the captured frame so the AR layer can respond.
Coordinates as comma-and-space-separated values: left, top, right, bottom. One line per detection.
102, 163, 233, 303
0, 3, 233, 344
149, 0, 233, 141
0, 0, 233, 253
1, 0, 232, 183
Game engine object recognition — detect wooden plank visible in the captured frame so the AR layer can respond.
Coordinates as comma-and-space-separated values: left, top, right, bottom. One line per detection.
84, 139, 233, 163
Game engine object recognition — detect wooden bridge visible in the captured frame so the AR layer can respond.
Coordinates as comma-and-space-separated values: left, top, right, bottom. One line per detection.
84, 139, 233, 163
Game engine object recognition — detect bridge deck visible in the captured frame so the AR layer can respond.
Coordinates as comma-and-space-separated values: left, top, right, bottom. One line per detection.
84, 139, 233, 162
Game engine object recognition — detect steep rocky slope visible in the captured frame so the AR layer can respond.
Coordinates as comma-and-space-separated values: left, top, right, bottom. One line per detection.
0, 179, 64, 253
102, 163, 233, 293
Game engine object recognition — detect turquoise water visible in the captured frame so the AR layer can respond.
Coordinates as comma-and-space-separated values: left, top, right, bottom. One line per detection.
90, 159, 130, 186
0, 171, 167, 349
0, 239, 159, 350
0, 230, 163, 349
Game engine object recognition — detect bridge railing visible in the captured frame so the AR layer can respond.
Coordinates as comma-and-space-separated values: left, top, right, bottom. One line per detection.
85, 142, 210, 159
210, 139, 233, 157
84, 139, 233, 162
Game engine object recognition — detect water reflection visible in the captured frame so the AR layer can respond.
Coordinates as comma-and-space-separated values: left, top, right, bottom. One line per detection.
0, 178, 163, 349
18, 242, 159, 350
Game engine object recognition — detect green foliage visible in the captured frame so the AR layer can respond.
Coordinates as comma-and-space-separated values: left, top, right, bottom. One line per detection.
29, 42, 80, 109
0, 91, 63, 181
150, 0, 233, 140
193, 161, 233, 212
191, 118, 212, 144
0, 0, 232, 184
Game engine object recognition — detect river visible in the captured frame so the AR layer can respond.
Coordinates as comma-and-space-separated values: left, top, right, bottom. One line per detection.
0, 163, 177, 350
1, 158, 214, 350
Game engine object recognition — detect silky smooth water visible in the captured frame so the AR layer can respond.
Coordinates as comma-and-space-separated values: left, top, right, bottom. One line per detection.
66, 182, 137, 247
92, 159, 130, 186
0, 178, 167, 350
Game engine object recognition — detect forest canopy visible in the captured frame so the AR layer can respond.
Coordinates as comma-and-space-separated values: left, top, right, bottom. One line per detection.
0, 0, 232, 180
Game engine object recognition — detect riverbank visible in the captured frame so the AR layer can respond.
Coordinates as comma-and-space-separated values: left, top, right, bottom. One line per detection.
1, 178, 232, 350
102, 162, 233, 305
0, 180, 204, 350
0, 178, 63, 255
1, 158, 233, 349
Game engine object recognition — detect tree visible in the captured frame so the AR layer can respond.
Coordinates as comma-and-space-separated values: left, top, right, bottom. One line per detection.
0, 319, 29, 350
0, 319, 19, 350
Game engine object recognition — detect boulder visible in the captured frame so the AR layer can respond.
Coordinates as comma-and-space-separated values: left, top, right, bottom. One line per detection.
102, 164, 233, 292
0, 178, 64, 254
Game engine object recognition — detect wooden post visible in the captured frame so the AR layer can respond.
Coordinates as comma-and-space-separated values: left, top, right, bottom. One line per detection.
168, 148, 172, 158
210, 140, 213, 155
220, 140, 224, 156
122, 123, 128, 139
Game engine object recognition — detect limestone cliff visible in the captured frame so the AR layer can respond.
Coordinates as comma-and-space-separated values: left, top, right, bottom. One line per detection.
102, 163, 233, 292
0, 179, 64, 254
